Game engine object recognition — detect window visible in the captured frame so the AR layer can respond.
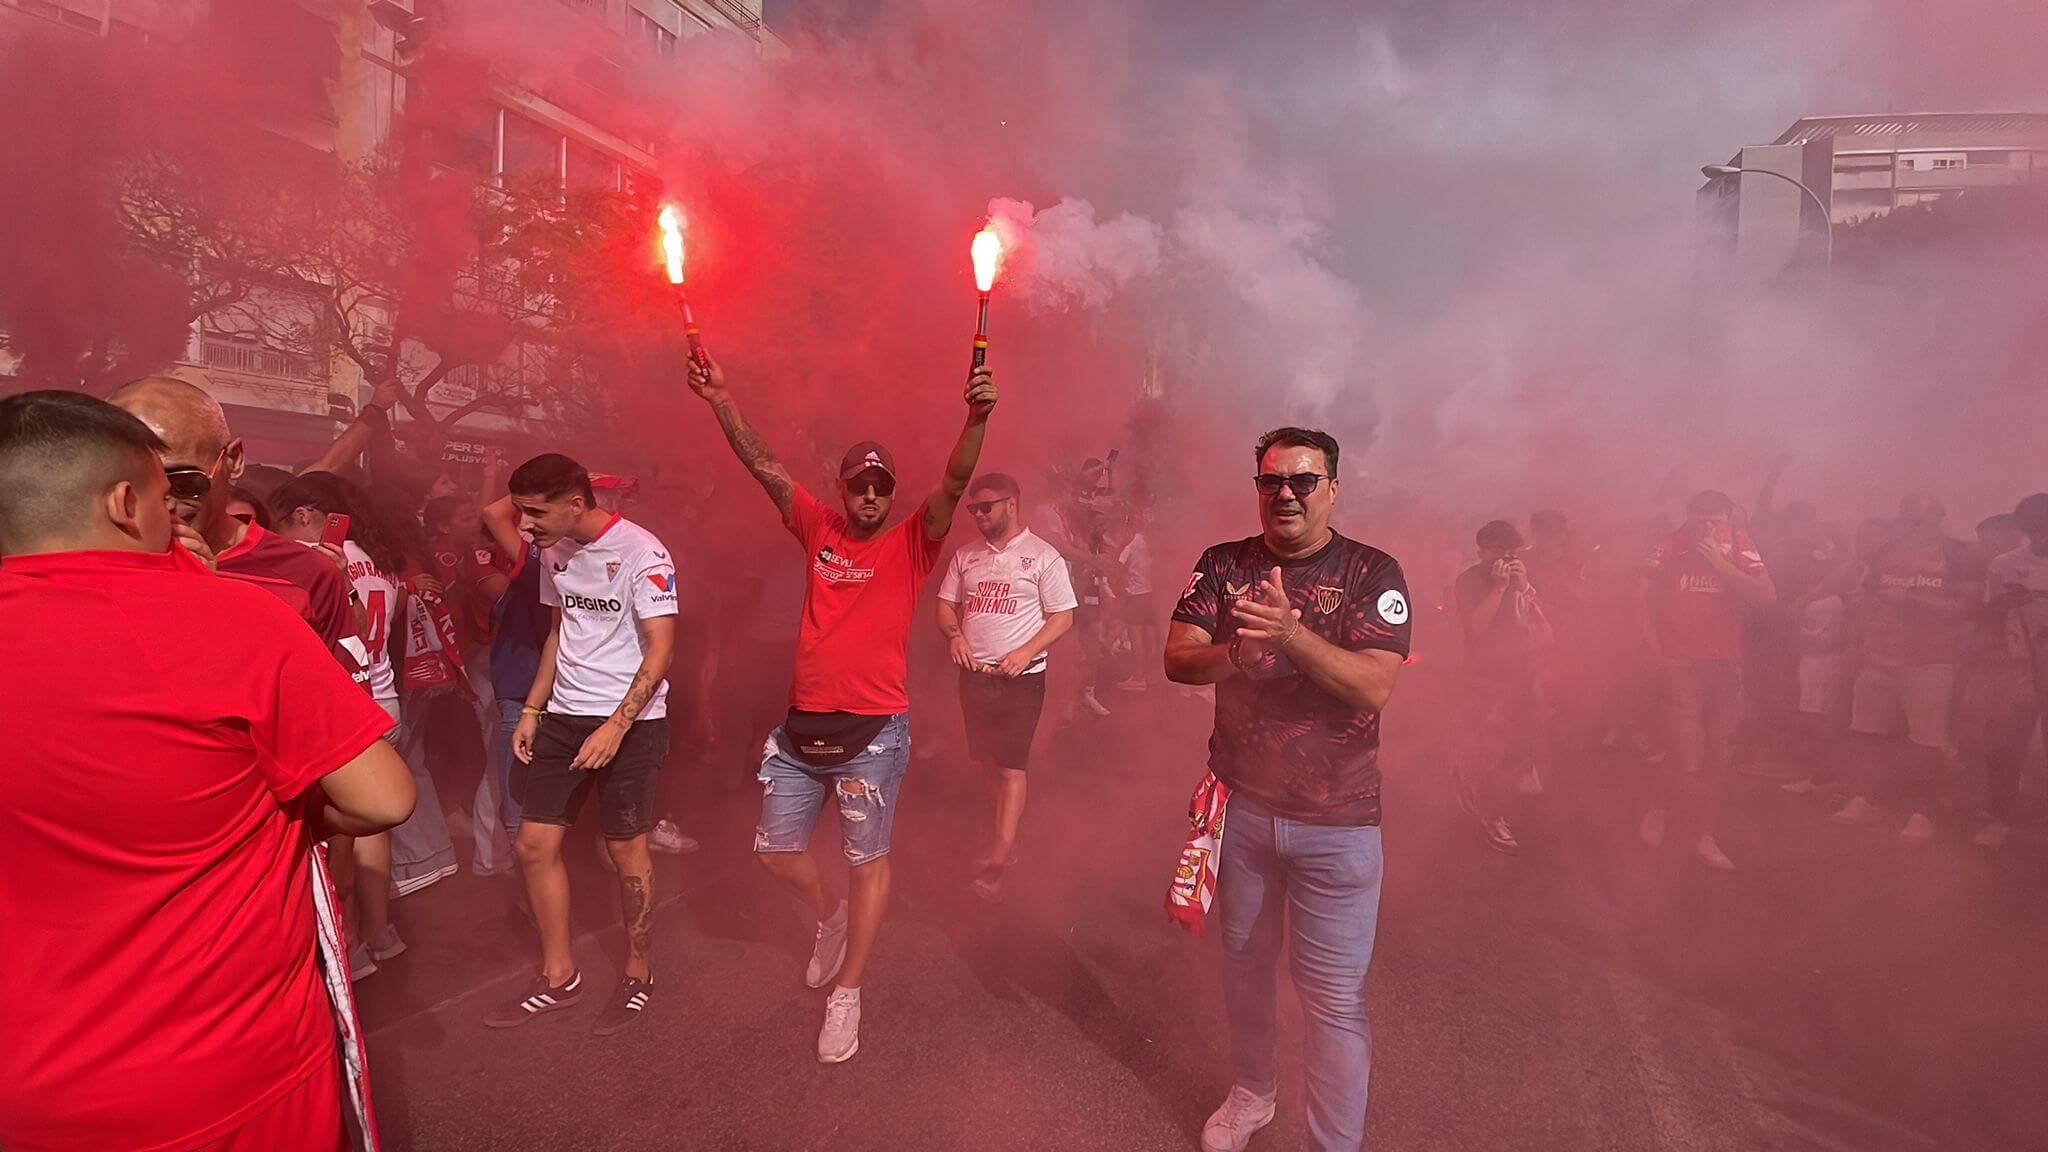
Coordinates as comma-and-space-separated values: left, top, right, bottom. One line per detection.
1930, 157, 1963, 170
502, 113, 563, 183
631, 10, 678, 59
566, 139, 619, 190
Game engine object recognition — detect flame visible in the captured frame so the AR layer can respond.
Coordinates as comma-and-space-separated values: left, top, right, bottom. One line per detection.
970, 225, 1002, 293
657, 204, 685, 285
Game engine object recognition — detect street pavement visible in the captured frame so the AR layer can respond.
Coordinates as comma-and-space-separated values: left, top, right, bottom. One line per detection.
357, 672, 2048, 1151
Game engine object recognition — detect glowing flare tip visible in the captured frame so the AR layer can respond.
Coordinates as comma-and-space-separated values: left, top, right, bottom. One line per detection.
657, 204, 686, 285
970, 226, 1002, 293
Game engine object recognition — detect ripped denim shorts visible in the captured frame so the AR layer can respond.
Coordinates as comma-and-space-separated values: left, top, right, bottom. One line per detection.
754, 713, 910, 865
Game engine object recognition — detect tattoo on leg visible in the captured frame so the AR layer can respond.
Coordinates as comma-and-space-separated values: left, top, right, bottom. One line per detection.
620, 872, 654, 963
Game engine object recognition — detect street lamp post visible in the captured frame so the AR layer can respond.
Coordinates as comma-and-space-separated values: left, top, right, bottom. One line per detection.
1702, 163, 1834, 288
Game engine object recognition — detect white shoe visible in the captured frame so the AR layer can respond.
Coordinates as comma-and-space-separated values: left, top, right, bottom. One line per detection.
1780, 776, 1820, 795
1974, 820, 2011, 850
1638, 808, 1669, 849
1200, 1084, 1278, 1152
806, 901, 849, 989
1115, 677, 1149, 693
1899, 812, 1936, 845
1081, 688, 1111, 717
1695, 836, 1736, 871
1831, 796, 1881, 826
366, 924, 407, 962
817, 986, 861, 1064
348, 945, 377, 982
1483, 817, 1521, 855
650, 818, 698, 855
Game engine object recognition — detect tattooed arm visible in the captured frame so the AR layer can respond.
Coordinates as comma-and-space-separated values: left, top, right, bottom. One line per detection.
566, 613, 675, 771
686, 352, 798, 521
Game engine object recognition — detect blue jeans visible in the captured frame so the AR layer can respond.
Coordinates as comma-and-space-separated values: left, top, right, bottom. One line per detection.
1218, 794, 1385, 1152
493, 697, 525, 833
754, 713, 910, 865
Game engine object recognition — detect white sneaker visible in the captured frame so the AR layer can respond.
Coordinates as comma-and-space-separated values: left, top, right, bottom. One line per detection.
366, 924, 407, 962
806, 901, 849, 989
817, 986, 861, 1064
1200, 1084, 1278, 1152
1899, 812, 1936, 845
1973, 820, 2011, 850
1638, 808, 1669, 849
348, 945, 377, 982
1831, 796, 1881, 826
1695, 836, 1736, 871
1483, 817, 1521, 855
650, 818, 699, 855
1081, 688, 1112, 717
1115, 676, 1149, 693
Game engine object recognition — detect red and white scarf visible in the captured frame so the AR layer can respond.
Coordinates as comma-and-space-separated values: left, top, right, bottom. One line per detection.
1166, 771, 1231, 934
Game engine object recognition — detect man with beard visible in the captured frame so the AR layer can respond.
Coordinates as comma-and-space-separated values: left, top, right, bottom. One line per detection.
688, 352, 997, 1064
1166, 426, 1411, 1152
935, 473, 1076, 902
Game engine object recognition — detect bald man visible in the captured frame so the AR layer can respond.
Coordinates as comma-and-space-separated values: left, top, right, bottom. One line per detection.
110, 376, 357, 653
0, 390, 413, 1152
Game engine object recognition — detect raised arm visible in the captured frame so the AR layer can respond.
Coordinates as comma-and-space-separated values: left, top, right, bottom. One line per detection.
302, 379, 401, 475
686, 353, 798, 521
923, 366, 999, 541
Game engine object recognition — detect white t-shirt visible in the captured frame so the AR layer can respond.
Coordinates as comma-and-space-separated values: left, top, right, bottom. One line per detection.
1988, 544, 2048, 663
937, 528, 1078, 674
342, 540, 399, 705
539, 515, 678, 718
1120, 533, 1154, 596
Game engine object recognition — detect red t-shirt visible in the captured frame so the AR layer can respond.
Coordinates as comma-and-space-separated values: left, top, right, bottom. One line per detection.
785, 487, 945, 714
218, 520, 356, 649
0, 549, 393, 1152
1643, 523, 1769, 663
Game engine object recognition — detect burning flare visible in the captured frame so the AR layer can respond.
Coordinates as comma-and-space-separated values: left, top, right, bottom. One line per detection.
657, 204, 686, 285
971, 225, 1003, 293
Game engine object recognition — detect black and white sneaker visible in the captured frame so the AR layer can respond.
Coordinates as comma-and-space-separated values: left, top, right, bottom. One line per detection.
483, 971, 584, 1029
592, 976, 653, 1036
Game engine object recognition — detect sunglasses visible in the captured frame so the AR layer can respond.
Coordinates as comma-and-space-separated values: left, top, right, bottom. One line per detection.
1254, 472, 1331, 498
163, 447, 228, 502
966, 497, 1012, 516
843, 471, 897, 498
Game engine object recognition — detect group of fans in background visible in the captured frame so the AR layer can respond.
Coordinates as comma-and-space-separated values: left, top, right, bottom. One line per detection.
2, 355, 2042, 1152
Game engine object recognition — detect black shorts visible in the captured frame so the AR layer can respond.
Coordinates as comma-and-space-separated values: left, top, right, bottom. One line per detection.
959, 671, 1047, 770
520, 714, 670, 838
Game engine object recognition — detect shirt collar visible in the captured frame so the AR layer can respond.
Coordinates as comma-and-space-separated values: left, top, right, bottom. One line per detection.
984, 528, 1036, 555
2, 547, 184, 577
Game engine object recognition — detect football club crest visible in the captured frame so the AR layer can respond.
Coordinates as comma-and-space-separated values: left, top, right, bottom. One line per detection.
606, 561, 622, 581
1314, 586, 1344, 615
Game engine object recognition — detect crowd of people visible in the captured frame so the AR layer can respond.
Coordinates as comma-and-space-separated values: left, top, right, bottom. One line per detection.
1442, 468, 2048, 872
2, 350, 2040, 1152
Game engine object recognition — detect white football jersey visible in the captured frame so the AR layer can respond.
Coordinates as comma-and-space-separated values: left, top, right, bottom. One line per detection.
539, 515, 679, 718
342, 540, 399, 704
937, 528, 1077, 674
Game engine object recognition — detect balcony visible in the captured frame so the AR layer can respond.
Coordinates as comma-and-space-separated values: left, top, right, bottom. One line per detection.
198, 334, 326, 383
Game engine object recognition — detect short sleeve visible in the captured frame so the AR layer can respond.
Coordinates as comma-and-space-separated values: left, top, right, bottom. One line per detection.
1346, 555, 1413, 657
631, 544, 680, 620
786, 486, 828, 548
1171, 547, 1223, 633
238, 595, 395, 801
306, 564, 356, 648
538, 551, 561, 607
1040, 553, 1080, 613
937, 550, 967, 604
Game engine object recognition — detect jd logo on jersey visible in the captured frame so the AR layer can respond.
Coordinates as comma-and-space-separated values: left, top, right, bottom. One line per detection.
1377, 589, 1409, 625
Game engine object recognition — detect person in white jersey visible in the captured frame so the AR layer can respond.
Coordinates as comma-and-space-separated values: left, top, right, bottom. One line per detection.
936, 473, 1077, 901
272, 470, 457, 974
487, 453, 678, 1037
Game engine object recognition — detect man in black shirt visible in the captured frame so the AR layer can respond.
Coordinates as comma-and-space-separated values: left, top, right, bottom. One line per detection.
1166, 426, 1411, 1152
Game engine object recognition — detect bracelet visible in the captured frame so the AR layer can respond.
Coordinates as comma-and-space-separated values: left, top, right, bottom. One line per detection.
519, 706, 544, 717
1277, 620, 1304, 649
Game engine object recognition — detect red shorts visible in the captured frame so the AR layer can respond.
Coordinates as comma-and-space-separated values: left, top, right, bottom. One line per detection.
192, 1057, 346, 1152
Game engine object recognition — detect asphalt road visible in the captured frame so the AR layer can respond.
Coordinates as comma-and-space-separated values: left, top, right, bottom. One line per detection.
355, 672, 2048, 1152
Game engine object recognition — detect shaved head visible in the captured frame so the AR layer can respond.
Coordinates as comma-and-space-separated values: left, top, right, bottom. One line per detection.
108, 375, 244, 543
0, 390, 172, 555
107, 375, 233, 462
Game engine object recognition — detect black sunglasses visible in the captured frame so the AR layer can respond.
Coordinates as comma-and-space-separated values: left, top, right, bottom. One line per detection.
966, 497, 1012, 516
1254, 472, 1332, 498
843, 471, 897, 498
163, 446, 227, 502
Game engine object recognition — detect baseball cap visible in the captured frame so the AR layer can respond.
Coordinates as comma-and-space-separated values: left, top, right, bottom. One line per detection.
1476, 520, 1527, 550
839, 441, 896, 481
